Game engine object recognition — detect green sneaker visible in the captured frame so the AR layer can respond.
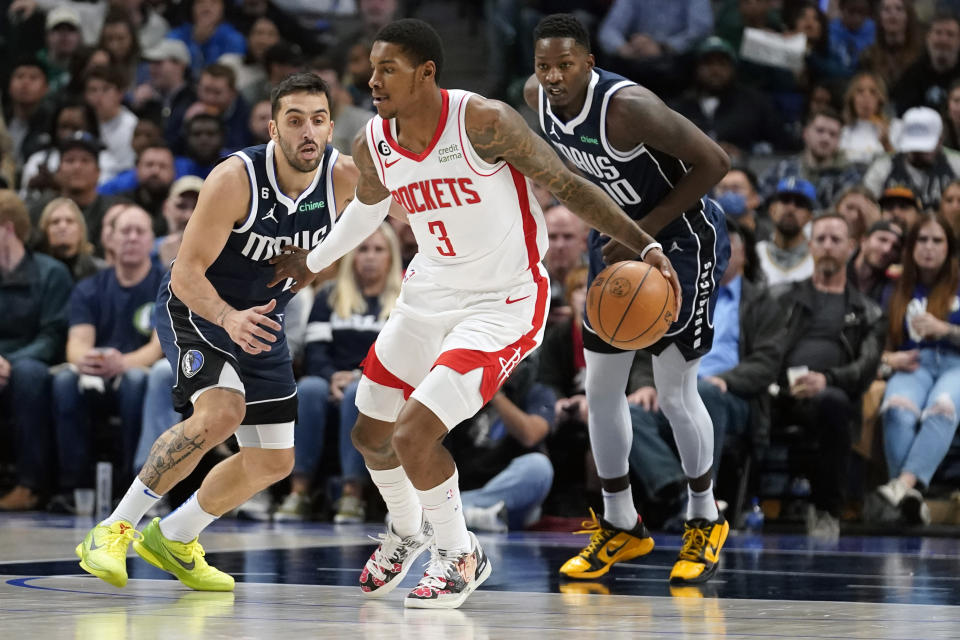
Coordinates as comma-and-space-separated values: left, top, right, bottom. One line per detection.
133, 517, 235, 591
75, 521, 141, 588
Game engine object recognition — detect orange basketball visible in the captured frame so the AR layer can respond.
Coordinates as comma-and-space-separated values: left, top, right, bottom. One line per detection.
586, 261, 676, 350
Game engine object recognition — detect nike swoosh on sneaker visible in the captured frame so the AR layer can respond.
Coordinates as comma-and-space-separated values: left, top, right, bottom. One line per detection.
88, 537, 103, 551
172, 554, 196, 571
603, 539, 626, 558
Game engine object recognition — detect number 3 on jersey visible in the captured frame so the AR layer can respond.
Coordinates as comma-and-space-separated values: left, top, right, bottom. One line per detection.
428, 220, 457, 256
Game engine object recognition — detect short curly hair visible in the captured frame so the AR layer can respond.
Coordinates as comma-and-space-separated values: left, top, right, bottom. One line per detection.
374, 19, 444, 82
533, 14, 591, 52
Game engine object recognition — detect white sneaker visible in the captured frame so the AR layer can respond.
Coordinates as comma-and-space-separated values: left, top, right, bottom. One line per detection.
805, 506, 840, 541
359, 516, 433, 597
463, 500, 508, 533
274, 492, 310, 522
237, 489, 273, 521
405, 531, 492, 609
876, 478, 908, 507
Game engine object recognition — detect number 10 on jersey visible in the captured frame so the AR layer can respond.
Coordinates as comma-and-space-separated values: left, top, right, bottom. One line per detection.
428, 220, 457, 256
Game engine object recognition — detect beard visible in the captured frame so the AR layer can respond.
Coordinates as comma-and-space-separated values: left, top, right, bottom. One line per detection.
817, 256, 841, 277
278, 138, 322, 173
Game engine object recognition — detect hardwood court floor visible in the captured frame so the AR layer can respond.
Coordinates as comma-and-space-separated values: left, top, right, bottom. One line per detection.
1, 512, 959, 639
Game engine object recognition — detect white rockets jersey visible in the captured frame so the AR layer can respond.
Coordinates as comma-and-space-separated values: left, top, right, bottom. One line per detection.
366, 89, 547, 291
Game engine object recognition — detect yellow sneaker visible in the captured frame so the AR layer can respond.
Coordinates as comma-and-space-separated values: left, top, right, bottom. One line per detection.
75, 521, 141, 588
133, 517, 234, 591
559, 508, 655, 579
669, 515, 729, 584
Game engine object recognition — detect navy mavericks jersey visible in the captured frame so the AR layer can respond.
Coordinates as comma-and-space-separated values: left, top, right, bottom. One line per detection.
537, 68, 702, 221
206, 140, 339, 313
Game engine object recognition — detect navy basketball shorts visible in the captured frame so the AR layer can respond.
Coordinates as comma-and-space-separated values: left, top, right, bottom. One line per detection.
583, 198, 730, 361
155, 283, 298, 434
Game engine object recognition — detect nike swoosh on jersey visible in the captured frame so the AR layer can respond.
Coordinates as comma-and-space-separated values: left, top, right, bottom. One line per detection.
505, 295, 531, 304
385, 158, 402, 168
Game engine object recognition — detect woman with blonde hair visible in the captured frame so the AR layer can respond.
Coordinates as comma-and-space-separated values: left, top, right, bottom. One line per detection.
873, 212, 960, 525
839, 71, 901, 163
276, 223, 403, 521
36, 198, 106, 281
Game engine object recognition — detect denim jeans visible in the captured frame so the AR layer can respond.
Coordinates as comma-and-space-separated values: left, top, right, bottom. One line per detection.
295, 375, 330, 476
135, 359, 181, 469
53, 366, 148, 490
461, 452, 554, 530
339, 379, 366, 482
0, 358, 54, 492
628, 378, 749, 500
882, 347, 960, 487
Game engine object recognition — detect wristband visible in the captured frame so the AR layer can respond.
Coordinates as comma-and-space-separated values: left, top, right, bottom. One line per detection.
639, 242, 663, 261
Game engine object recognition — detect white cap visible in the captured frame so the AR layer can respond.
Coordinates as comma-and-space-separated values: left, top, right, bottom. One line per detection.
897, 106, 943, 153
170, 175, 204, 199
143, 39, 191, 66
45, 7, 81, 30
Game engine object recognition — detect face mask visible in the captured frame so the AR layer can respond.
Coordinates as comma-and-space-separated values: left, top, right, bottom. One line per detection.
716, 190, 747, 217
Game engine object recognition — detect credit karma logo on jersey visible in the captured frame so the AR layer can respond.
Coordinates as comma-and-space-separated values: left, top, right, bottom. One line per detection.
391, 177, 481, 214
240, 227, 329, 261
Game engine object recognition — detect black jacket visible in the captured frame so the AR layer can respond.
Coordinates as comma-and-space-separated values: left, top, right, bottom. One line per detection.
771, 278, 886, 401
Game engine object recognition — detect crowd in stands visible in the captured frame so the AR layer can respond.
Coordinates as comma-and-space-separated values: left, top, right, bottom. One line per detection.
2, 0, 960, 538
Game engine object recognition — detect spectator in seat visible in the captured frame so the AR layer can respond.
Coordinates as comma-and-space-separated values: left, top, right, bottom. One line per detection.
543, 204, 587, 324
276, 224, 402, 522
834, 185, 882, 243
873, 212, 960, 525
878, 185, 923, 233
759, 107, 863, 211
185, 63, 251, 152
626, 219, 784, 516
597, 0, 713, 98
133, 39, 195, 153
177, 113, 225, 179
36, 197, 107, 282
848, 219, 904, 304
4, 57, 52, 166
839, 72, 901, 164
828, 0, 876, 78
115, 144, 176, 233
154, 176, 202, 268
39, 7, 84, 94
168, 0, 245, 74
0, 191, 72, 511
50, 205, 164, 509
446, 355, 557, 532
19, 99, 100, 202
714, 166, 773, 241
770, 213, 886, 538
756, 178, 816, 286
672, 36, 789, 159
891, 12, 960, 115
864, 107, 960, 209
858, 0, 923, 91
82, 65, 138, 183
938, 178, 960, 243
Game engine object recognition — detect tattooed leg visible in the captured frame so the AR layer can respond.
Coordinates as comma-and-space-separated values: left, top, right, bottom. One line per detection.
138, 388, 245, 494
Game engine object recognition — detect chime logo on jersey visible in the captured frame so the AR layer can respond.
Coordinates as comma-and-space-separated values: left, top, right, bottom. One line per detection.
182, 349, 204, 378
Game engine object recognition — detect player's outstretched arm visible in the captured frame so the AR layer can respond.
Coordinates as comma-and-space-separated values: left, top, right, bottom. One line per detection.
171, 158, 281, 354
607, 85, 730, 237
465, 96, 681, 308
277, 127, 401, 279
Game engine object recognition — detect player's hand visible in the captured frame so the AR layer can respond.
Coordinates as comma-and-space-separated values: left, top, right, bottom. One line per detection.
627, 386, 658, 412
601, 237, 637, 264
222, 299, 281, 354
269, 246, 319, 293
642, 247, 682, 316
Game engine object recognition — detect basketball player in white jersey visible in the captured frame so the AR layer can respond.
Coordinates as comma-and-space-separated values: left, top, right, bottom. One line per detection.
271, 19, 679, 609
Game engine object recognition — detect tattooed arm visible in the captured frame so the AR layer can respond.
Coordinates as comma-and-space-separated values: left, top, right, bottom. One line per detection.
464, 95, 681, 305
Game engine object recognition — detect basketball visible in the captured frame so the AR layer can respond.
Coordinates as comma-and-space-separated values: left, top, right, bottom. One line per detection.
586, 261, 676, 350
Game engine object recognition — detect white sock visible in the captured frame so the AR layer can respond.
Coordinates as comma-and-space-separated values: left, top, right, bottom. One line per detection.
602, 487, 639, 530
687, 482, 719, 521
159, 492, 217, 542
369, 466, 422, 538
417, 468, 471, 553
101, 477, 162, 528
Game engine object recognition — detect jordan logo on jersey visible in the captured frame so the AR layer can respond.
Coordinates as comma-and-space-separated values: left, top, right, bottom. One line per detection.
262, 204, 278, 223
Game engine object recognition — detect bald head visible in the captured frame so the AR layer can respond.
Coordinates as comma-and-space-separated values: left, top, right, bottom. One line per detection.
114, 205, 155, 268
545, 204, 587, 276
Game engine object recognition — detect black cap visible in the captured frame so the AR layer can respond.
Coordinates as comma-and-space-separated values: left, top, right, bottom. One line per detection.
866, 219, 904, 238
59, 131, 105, 160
